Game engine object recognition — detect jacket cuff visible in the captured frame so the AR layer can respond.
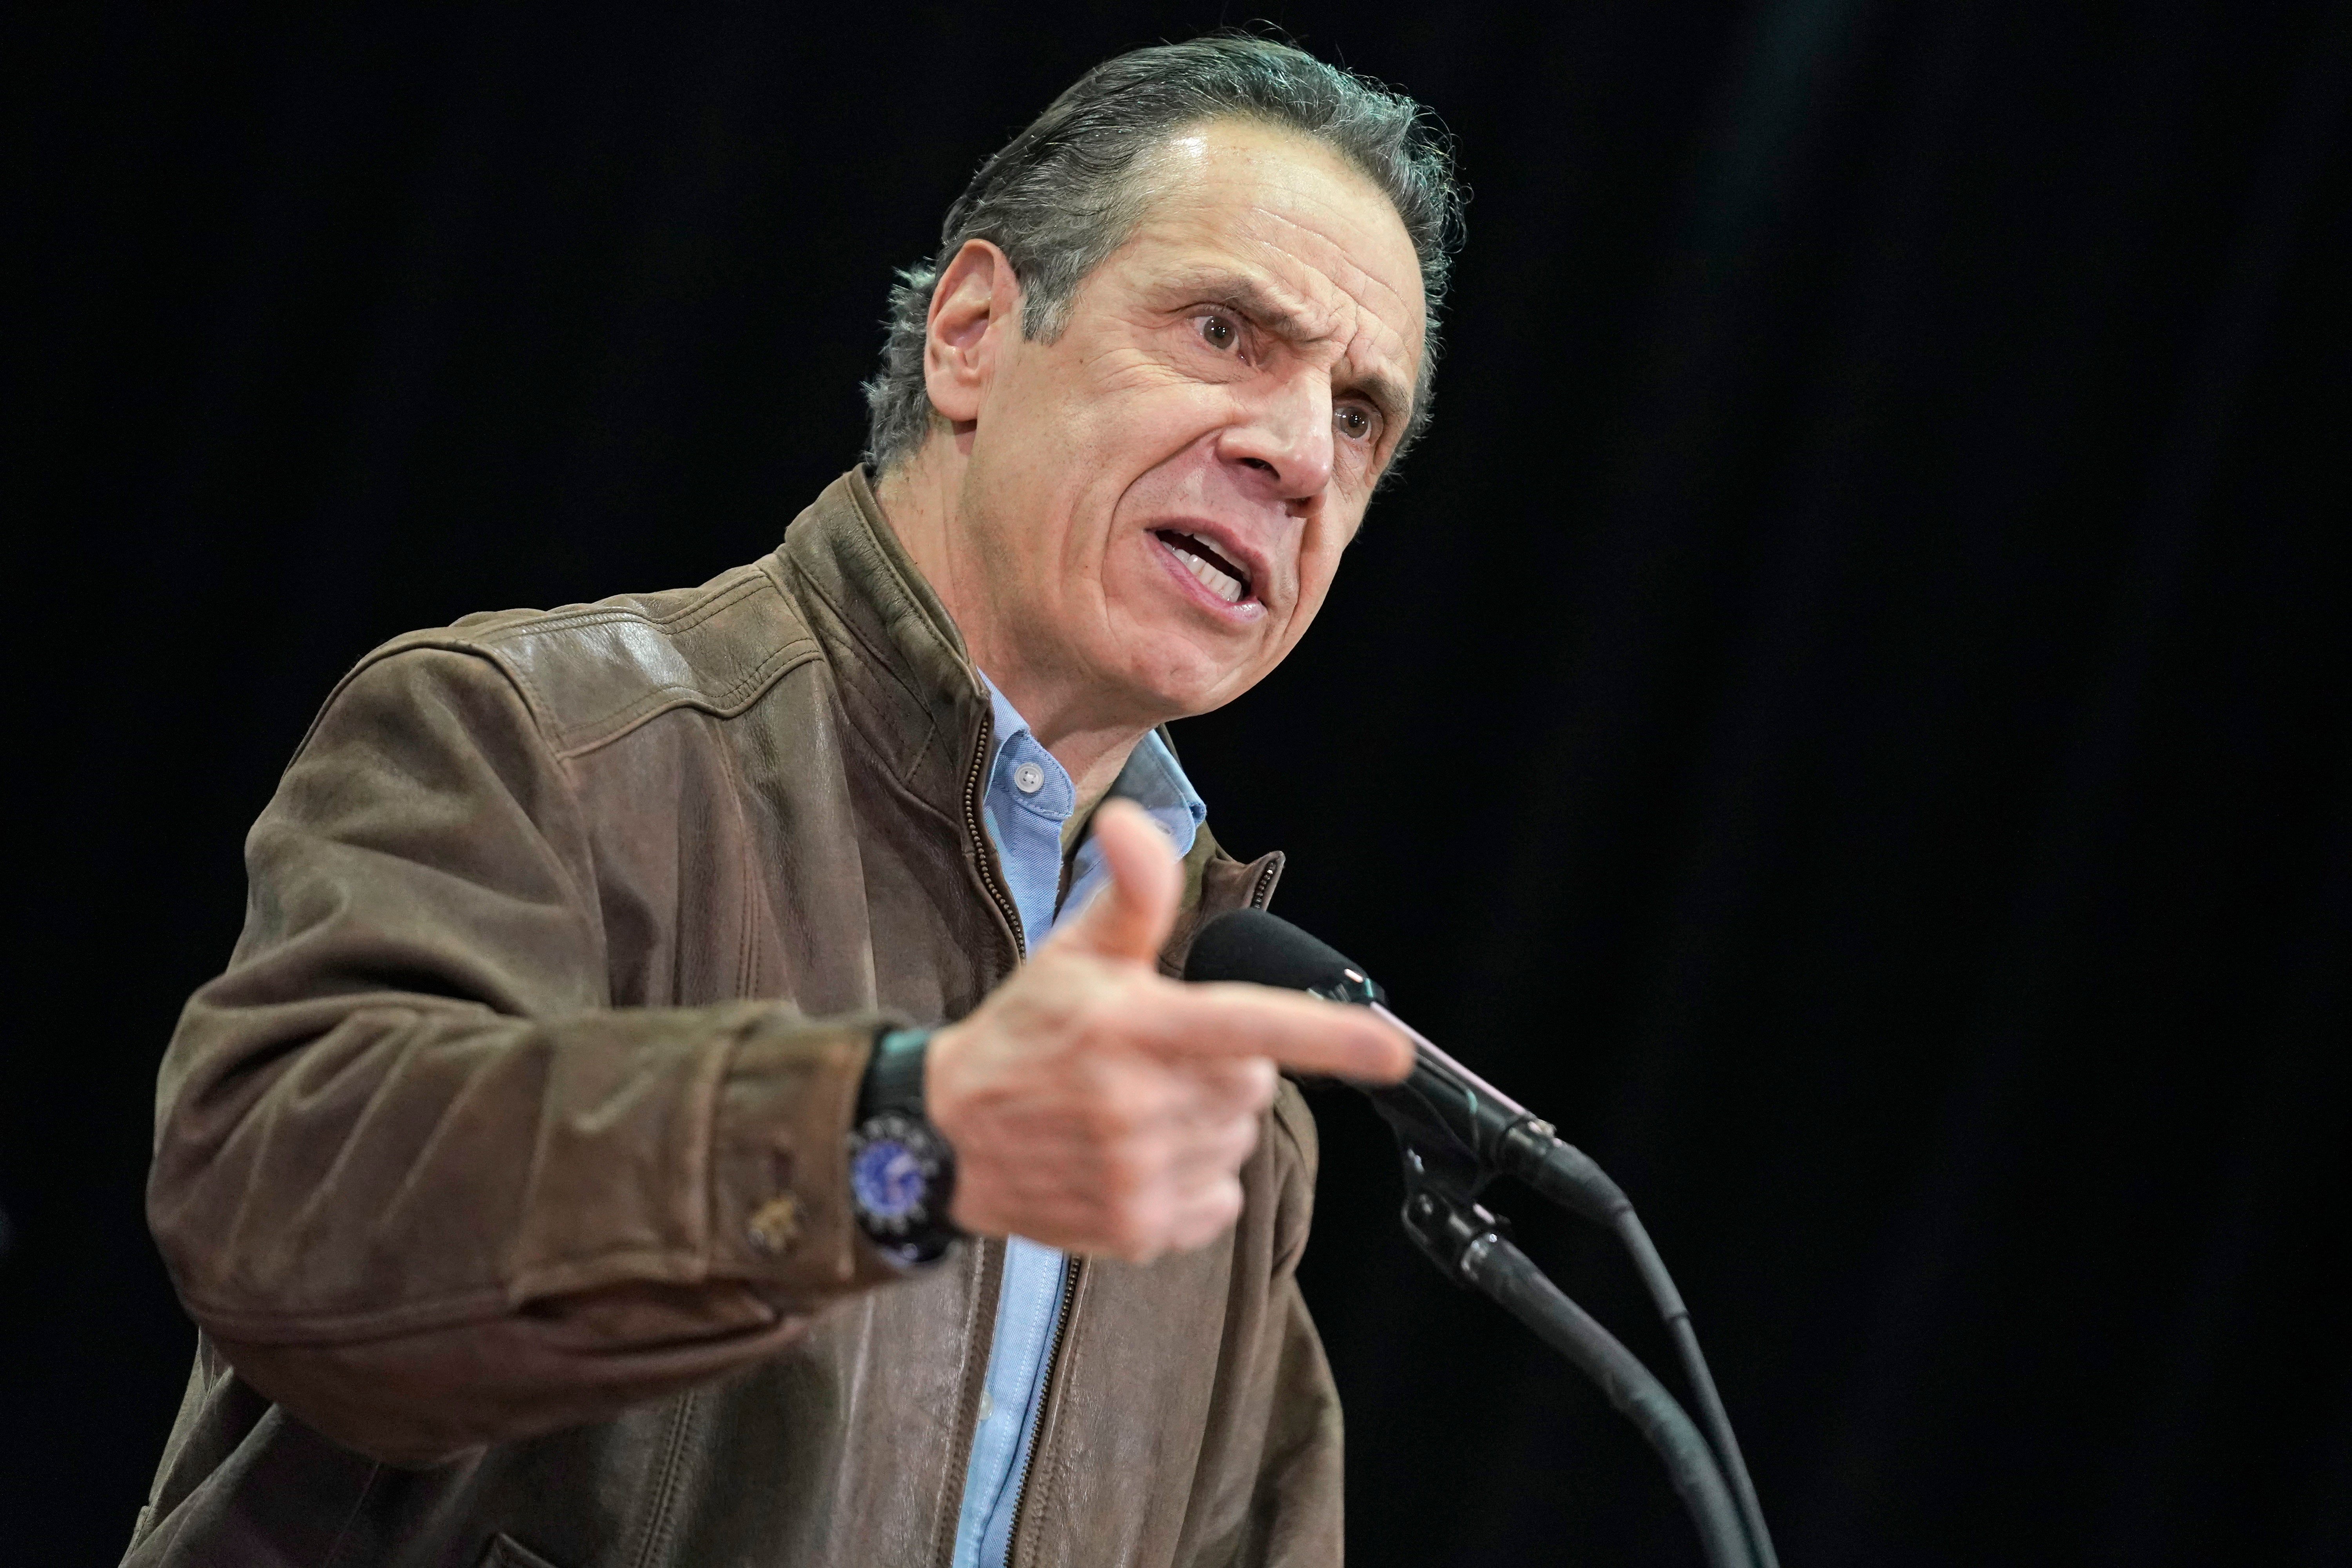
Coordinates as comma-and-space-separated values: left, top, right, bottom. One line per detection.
708, 1012, 907, 1291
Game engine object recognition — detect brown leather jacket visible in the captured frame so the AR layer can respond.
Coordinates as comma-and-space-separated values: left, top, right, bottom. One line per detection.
126, 470, 1341, 1568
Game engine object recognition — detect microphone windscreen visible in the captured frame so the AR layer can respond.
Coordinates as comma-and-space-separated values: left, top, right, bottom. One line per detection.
1184, 908, 1363, 992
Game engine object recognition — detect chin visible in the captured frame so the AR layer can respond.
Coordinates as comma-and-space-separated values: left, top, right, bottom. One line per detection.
1114, 639, 1258, 720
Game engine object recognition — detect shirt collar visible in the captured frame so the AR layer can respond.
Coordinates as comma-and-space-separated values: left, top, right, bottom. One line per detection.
977, 673, 1207, 856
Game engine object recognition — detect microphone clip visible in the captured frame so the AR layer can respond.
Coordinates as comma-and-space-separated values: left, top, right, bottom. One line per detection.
1397, 1145, 1513, 1289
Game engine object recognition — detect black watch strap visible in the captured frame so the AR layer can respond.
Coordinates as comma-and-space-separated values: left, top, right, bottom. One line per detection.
859, 1026, 935, 1120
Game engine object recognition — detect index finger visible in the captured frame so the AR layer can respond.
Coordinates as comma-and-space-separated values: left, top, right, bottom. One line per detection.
1129, 980, 1414, 1082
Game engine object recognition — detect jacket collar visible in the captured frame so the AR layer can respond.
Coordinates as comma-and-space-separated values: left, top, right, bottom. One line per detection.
773, 466, 987, 815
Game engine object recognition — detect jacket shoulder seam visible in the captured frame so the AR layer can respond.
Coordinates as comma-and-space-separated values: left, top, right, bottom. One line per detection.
346, 569, 821, 761
468, 572, 790, 755
289, 638, 567, 770
534, 632, 822, 760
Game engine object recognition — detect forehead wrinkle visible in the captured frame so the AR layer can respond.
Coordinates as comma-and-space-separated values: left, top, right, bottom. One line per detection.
1145, 168, 1417, 334
1232, 203, 1422, 422
1240, 199, 1421, 325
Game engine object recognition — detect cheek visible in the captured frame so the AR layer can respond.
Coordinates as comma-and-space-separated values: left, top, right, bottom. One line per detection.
1092, 376, 1248, 466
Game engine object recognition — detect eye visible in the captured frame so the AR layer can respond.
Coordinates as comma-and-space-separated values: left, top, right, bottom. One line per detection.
1336, 405, 1375, 442
1195, 312, 1240, 353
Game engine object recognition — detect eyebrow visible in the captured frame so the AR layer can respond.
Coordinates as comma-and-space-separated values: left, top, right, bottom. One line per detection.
1179, 272, 1417, 434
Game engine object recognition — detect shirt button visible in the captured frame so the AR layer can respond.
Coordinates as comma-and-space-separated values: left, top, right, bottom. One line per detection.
1012, 761, 1045, 795
977, 1391, 995, 1423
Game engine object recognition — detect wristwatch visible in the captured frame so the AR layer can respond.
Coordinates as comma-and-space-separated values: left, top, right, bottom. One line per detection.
846, 1026, 962, 1265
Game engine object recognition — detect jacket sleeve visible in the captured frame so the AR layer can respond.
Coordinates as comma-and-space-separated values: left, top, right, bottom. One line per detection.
147, 644, 904, 1468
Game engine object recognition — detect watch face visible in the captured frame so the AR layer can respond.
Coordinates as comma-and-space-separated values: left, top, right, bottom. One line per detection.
849, 1109, 951, 1240
851, 1137, 929, 1224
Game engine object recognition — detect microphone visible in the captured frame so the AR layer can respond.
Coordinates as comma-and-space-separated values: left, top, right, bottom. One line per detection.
1182, 907, 1628, 1224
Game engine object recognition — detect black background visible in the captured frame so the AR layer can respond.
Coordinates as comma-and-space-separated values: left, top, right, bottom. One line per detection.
7, 2, 2350, 1564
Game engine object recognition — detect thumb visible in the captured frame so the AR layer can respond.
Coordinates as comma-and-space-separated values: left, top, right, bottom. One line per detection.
1049, 798, 1181, 964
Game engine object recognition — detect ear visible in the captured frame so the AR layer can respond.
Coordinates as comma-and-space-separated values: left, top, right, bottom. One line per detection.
923, 238, 1021, 428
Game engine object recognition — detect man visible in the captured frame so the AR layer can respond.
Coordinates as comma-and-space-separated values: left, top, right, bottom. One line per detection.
128, 35, 1461, 1568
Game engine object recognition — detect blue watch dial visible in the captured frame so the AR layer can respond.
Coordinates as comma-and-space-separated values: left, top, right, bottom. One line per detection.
846, 1109, 954, 1260
851, 1137, 928, 1221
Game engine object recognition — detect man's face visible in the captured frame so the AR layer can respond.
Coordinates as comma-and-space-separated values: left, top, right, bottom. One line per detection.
949, 119, 1426, 728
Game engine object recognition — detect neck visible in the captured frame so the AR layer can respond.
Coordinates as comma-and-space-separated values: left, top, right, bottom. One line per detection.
873, 442, 1152, 811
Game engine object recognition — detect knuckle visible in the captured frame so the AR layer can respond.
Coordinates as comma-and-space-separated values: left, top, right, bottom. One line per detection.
1068, 1000, 1123, 1055
1225, 1115, 1263, 1164
1083, 1080, 1152, 1145
1107, 1198, 1164, 1258
1100, 1140, 1157, 1201
1077, 1096, 1127, 1145
1200, 1059, 1273, 1117
1173, 1182, 1244, 1251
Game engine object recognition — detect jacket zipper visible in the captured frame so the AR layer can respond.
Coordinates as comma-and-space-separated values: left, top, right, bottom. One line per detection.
998, 854, 1281, 1563
961, 708, 1026, 962
984, 684, 1066, 1564
936, 702, 1031, 1568
1002, 1253, 1082, 1566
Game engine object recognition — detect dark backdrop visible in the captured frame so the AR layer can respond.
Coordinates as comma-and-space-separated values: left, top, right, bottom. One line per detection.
7, 2, 2349, 1564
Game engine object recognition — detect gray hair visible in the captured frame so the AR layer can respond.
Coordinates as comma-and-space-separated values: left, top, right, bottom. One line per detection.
861, 34, 1463, 475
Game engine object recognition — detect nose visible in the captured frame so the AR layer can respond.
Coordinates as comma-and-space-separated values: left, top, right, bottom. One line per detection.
1217, 366, 1333, 503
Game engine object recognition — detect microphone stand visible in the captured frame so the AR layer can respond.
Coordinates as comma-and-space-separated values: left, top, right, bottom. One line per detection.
1395, 1150, 1754, 1568
1364, 1007, 1775, 1568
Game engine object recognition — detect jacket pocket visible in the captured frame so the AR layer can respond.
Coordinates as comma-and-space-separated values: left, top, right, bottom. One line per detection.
472, 1535, 562, 1568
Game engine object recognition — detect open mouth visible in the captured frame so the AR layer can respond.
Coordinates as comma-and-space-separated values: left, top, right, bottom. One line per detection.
1152, 528, 1256, 606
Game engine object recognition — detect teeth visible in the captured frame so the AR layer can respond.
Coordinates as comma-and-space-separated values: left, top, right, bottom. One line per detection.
1184, 550, 1246, 603
1167, 533, 1248, 604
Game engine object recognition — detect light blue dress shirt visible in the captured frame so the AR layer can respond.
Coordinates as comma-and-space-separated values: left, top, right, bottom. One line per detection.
949, 674, 1207, 1568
